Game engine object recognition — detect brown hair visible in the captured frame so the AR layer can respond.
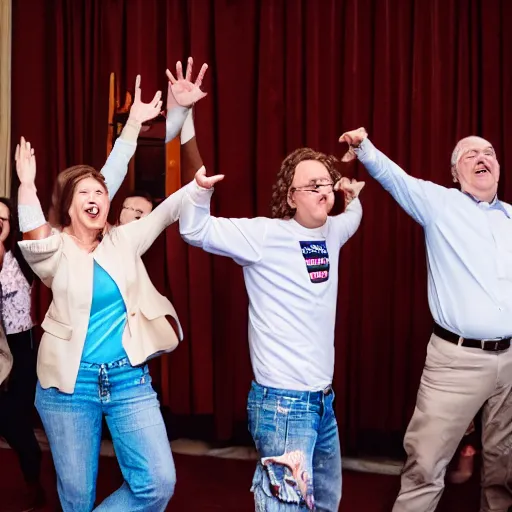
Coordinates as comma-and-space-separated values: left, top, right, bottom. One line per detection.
270, 148, 342, 219
48, 166, 83, 226
56, 165, 107, 228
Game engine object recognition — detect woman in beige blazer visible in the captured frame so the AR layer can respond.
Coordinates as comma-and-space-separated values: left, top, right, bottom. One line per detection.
14, 60, 208, 512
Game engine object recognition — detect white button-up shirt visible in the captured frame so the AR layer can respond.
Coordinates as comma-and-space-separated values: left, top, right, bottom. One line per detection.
356, 138, 512, 339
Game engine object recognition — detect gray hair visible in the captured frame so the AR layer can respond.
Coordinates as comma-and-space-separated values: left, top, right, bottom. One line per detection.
451, 136, 493, 167
450, 136, 494, 182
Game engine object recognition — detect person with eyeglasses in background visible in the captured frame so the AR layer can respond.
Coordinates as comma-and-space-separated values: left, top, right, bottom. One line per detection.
118, 191, 154, 225
0, 196, 46, 511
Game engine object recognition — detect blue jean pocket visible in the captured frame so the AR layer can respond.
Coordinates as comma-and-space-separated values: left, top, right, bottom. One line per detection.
35, 382, 74, 412
248, 391, 318, 509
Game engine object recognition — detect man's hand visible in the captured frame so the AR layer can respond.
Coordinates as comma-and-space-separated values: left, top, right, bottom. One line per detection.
166, 57, 208, 109
15, 137, 36, 186
195, 167, 224, 189
128, 75, 163, 124
338, 127, 368, 162
335, 177, 365, 205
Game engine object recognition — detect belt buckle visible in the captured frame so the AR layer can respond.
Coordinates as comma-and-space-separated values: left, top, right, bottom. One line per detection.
481, 338, 502, 351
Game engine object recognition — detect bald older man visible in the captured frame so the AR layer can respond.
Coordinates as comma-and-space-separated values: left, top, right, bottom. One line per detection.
340, 128, 512, 512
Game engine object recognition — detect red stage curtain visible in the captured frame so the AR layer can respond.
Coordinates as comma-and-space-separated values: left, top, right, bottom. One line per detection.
11, 0, 512, 456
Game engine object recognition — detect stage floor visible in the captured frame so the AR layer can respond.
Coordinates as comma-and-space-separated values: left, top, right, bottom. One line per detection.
0, 448, 479, 511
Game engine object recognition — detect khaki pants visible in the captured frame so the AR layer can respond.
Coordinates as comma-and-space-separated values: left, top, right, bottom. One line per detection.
393, 334, 512, 512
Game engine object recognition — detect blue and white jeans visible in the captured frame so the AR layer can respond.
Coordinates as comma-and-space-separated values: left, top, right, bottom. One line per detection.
247, 381, 342, 511
35, 358, 175, 512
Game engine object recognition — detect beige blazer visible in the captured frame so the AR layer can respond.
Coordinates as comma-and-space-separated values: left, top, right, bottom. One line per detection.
18, 181, 194, 394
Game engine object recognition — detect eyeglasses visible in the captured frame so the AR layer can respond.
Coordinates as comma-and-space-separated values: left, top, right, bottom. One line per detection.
291, 182, 335, 194
122, 206, 145, 216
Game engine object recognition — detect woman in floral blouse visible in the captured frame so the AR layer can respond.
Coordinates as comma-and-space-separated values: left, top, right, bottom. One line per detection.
0, 197, 44, 509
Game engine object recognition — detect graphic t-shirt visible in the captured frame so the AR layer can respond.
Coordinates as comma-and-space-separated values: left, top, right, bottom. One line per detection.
180, 183, 363, 391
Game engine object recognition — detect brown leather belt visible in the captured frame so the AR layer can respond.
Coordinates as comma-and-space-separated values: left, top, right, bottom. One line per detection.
433, 323, 511, 352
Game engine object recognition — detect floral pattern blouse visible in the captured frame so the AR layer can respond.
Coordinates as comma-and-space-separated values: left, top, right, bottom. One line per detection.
0, 250, 34, 335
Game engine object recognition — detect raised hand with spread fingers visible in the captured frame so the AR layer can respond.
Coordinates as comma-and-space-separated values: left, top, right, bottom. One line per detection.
15, 137, 50, 238
166, 57, 208, 109
128, 75, 163, 125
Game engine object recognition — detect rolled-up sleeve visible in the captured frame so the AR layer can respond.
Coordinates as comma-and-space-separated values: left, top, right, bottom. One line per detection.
18, 230, 64, 286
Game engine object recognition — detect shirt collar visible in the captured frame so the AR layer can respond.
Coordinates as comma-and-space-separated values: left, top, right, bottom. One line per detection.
463, 191, 510, 219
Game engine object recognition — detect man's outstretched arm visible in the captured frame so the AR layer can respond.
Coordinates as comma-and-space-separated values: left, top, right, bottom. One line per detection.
340, 128, 448, 226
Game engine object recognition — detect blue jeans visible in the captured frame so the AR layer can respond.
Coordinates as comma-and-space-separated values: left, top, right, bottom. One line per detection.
35, 358, 175, 512
247, 381, 342, 511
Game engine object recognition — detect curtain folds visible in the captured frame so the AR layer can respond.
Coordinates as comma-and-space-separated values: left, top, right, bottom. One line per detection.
11, 0, 512, 456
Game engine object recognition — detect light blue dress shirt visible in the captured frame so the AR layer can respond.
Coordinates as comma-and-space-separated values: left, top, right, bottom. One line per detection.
81, 261, 127, 363
355, 138, 512, 339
